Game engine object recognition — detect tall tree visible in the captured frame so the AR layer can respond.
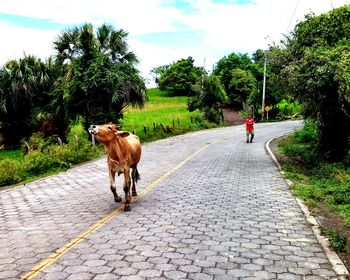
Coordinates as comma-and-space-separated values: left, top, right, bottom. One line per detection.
53, 23, 146, 128
156, 57, 206, 96
0, 55, 54, 143
188, 75, 227, 124
227, 68, 257, 107
213, 52, 262, 111
279, 5, 350, 161
213, 53, 254, 94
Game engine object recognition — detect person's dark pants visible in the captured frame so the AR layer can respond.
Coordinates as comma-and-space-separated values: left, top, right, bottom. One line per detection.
246, 130, 254, 143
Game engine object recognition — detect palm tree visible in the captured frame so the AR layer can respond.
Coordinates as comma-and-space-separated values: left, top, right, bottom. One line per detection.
0, 55, 54, 143
52, 23, 146, 128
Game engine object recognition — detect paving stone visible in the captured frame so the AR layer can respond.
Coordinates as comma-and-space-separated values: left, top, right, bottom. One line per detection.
119, 276, 144, 280
163, 270, 187, 279
0, 270, 20, 279
188, 272, 213, 280
137, 269, 162, 277
253, 270, 277, 279
227, 269, 252, 277
66, 272, 93, 280
277, 273, 302, 280
154, 263, 178, 271
112, 267, 138, 276
93, 273, 121, 280
37, 271, 69, 280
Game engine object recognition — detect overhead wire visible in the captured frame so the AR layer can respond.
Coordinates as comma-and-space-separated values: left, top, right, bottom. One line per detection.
287, 0, 301, 32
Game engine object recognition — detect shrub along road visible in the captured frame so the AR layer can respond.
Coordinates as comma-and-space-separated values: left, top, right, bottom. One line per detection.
1, 120, 346, 279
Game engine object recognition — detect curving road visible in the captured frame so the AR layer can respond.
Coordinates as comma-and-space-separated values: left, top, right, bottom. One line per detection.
0, 120, 347, 279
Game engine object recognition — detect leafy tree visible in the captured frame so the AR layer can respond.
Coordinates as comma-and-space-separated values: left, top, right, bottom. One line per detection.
157, 57, 206, 96
227, 68, 257, 107
279, 5, 350, 161
188, 75, 227, 123
249, 47, 296, 118
213, 52, 264, 111
0, 55, 55, 143
150, 65, 170, 85
53, 23, 146, 129
213, 53, 254, 94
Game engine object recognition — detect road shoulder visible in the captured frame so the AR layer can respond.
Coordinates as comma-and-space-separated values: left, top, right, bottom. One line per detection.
266, 135, 349, 278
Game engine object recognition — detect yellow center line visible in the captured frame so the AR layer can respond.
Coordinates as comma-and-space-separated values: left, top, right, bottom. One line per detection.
21, 143, 211, 280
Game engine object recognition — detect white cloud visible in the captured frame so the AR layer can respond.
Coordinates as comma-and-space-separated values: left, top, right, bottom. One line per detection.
1, 0, 349, 85
0, 22, 57, 64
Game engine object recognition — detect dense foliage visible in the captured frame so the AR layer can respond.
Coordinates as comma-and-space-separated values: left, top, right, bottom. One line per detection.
212, 53, 261, 110
52, 23, 146, 130
154, 57, 206, 96
0, 56, 57, 143
277, 6, 350, 161
0, 23, 146, 145
0, 122, 102, 187
188, 76, 227, 123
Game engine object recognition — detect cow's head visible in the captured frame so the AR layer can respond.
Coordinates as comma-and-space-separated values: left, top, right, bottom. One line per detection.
88, 123, 130, 143
88, 123, 119, 143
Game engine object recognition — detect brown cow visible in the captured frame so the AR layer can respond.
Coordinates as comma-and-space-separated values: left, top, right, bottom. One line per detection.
88, 123, 141, 211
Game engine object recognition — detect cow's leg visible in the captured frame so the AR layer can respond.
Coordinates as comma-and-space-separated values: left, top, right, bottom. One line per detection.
123, 169, 132, 211
131, 167, 138, 196
109, 169, 122, 203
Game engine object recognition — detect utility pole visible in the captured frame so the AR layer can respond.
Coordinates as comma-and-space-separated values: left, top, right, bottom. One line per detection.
261, 52, 267, 121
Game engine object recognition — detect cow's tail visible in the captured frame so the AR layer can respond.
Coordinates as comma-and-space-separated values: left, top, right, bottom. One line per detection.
134, 167, 141, 183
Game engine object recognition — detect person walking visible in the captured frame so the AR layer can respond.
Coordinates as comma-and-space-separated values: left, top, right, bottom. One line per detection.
245, 114, 255, 143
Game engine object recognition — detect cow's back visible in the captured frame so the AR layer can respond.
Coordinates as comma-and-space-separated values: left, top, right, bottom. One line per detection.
126, 134, 141, 165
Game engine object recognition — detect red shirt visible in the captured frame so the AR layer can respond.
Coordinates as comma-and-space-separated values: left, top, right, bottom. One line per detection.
245, 117, 254, 131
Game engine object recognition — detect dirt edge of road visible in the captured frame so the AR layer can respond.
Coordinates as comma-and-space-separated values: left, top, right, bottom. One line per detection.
269, 136, 350, 275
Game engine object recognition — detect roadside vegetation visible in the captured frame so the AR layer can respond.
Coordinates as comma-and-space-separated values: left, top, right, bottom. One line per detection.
0, 121, 103, 187
278, 120, 350, 257
271, 6, 350, 265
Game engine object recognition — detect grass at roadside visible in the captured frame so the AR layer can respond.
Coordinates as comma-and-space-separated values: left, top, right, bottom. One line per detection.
277, 120, 350, 253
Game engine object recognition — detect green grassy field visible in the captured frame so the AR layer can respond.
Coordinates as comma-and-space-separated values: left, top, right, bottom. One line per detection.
120, 88, 216, 142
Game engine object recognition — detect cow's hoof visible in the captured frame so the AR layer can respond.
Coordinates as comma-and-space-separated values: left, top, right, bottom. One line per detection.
114, 197, 122, 203
124, 205, 131, 211
132, 192, 137, 197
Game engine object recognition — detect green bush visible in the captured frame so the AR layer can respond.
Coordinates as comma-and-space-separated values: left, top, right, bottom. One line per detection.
67, 118, 90, 145
0, 159, 22, 186
0, 119, 103, 187
320, 227, 347, 252
203, 107, 223, 124
279, 119, 320, 163
275, 99, 301, 120
22, 150, 55, 176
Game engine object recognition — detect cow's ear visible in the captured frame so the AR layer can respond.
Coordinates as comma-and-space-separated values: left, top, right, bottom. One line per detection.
116, 131, 130, 138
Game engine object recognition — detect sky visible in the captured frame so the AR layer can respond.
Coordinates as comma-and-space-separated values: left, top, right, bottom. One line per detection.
1, 0, 349, 86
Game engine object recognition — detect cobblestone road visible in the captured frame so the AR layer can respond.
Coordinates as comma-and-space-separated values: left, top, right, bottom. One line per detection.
0, 120, 346, 279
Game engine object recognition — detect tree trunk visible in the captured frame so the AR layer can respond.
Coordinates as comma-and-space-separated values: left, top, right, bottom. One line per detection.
318, 94, 349, 162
